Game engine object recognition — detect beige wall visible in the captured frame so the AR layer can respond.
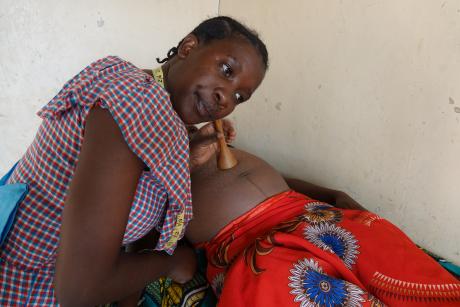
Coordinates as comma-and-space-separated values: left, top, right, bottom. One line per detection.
0, 0, 218, 171
220, 1, 460, 262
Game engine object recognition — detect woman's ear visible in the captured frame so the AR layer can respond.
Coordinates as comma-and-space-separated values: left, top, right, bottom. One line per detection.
177, 34, 199, 59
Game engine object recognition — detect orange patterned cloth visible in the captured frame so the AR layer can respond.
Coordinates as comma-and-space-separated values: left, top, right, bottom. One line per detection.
201, 190, 460, 306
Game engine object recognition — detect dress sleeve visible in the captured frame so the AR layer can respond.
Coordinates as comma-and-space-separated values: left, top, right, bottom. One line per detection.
37, 57, 193, 254
37, 56, 122, 119
98, 71, 193, 254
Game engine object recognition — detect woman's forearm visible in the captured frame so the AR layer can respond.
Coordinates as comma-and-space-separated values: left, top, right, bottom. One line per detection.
284, 177, 339, 204
55, 250, 170, 307
284, 177, 366, 210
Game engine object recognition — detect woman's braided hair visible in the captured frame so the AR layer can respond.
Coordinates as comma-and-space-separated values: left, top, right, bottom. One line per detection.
156, 16, 268, 69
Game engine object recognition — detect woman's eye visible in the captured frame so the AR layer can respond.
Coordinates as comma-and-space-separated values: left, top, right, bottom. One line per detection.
235, 93, 245, 104
222, 63, 233, 77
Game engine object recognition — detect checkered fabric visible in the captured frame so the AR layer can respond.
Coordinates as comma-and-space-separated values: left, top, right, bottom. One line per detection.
0, 56, 192, 306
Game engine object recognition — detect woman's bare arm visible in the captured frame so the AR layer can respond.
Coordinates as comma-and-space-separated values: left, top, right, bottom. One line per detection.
284, 177, 366, 210
54, 107, 195, 306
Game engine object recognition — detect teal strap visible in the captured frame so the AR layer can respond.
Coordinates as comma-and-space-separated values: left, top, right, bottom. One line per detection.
439, 260, 460, 278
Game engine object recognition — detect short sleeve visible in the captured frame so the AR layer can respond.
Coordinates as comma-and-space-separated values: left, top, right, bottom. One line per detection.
37, 56, 123, 119
98, 70, 192, 254
37, 56, 193, 254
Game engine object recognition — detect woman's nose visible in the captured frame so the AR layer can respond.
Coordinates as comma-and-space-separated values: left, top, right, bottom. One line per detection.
213, 89, 232, 111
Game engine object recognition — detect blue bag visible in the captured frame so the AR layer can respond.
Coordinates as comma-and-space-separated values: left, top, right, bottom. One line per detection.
0, 163, 28, 246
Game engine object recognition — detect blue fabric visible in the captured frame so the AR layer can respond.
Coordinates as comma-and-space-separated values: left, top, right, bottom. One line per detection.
0, 163, 28, 246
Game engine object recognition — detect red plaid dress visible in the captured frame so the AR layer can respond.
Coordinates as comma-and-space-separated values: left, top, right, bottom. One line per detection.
0, 56, 192, 306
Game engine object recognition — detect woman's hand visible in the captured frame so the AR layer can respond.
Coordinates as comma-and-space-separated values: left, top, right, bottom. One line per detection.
167, 244, 197, 284
188, 120, 236, 171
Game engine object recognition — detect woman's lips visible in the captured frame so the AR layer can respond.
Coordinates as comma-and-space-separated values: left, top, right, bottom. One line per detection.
195, 92, 213, 120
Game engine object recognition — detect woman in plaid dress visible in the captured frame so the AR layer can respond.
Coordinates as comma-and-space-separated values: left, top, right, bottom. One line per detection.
0, 16, 268, 306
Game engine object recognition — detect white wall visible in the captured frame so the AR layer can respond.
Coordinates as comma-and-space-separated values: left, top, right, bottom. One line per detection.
0, 0, 218, 172
220, 1, 460, 263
